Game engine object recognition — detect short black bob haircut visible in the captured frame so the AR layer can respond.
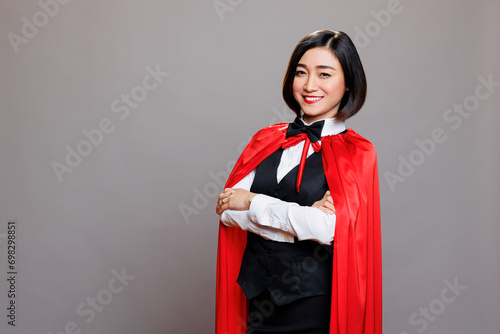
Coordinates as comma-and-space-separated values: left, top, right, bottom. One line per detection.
282, 30, 367, 122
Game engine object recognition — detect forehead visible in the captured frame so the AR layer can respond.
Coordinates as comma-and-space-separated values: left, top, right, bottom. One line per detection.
298, 47, 339, 67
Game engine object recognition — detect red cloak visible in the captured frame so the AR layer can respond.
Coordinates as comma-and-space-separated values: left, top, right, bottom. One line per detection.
216, 123, 382, 334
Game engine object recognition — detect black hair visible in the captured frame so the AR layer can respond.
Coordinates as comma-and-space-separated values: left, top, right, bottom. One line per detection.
282, 30, 367, 121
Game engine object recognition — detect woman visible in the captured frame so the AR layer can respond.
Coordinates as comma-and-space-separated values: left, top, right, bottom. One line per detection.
215, 30, 382, 334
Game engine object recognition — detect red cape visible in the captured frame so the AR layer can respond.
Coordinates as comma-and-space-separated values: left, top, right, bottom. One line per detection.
216, 123, 382, 334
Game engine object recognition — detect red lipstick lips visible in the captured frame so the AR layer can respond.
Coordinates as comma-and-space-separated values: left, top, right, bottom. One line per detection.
302, 95, 323, 104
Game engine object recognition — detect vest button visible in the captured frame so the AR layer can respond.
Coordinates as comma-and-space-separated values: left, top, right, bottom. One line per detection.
266, 270, 271, 277
274, 189, 280, 196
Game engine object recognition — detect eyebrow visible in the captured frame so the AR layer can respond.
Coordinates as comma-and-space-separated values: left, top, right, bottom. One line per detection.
297, 63, 336, 70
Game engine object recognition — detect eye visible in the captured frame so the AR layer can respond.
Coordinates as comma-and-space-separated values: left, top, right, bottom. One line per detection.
295, 70, 306, 77
319, 72, 331, 78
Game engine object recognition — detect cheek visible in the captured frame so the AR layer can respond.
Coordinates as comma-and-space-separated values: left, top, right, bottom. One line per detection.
292, 79, 302, 96
292, 79, 304, 102
323, 80, 346, 96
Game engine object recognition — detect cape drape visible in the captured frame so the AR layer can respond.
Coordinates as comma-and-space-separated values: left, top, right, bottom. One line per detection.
215, 123, 382, 334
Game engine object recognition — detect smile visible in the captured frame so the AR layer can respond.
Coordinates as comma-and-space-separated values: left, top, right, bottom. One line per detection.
303, 96, 324, 104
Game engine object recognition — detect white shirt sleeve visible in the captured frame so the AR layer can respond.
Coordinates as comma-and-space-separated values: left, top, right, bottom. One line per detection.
220, 170, 296, 243
219, 118, 343, 245
248, 194, 335, 245
220, 170, 336, 245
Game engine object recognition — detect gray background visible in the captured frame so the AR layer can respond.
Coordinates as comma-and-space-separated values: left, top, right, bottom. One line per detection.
1, 0, 499, 333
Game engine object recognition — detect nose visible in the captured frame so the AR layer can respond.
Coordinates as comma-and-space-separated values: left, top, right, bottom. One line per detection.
304, 75, 318, 92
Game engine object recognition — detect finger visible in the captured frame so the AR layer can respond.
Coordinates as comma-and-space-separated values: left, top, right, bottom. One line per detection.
324, 201, 336, 213
219, 200, 229, 214
221, 191, 233, 200
216, 196, 226, 214
217, 193, 227, 203
318, 206, 334, 215
216, 200, 226, 215
323, 201, 334, 210
222, 195, 231, 206
218, 195, 230, 209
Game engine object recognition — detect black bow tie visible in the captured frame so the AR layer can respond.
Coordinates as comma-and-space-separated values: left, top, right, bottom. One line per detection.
283, 118, 325, 193
286, 118, 325, 143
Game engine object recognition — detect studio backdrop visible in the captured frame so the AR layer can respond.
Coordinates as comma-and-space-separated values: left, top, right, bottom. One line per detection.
1, 0, 499, 333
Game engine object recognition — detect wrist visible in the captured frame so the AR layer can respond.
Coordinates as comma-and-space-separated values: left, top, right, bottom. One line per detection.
247, 192, 257, 208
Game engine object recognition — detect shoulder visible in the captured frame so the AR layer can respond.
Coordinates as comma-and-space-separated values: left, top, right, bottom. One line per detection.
252, 122, 289, 137
237, 122, 289, 157
322, 128, 377, 161
345, 129, 376, 153
325, 128, 375, 150
247, 122, 289, 144
226, 123, 289, 187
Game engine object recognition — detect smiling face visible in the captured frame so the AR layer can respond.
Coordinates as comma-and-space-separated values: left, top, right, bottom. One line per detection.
292, 47, 348, 123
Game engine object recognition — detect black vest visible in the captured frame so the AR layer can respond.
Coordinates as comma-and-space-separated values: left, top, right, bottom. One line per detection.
237, 148, 334, 305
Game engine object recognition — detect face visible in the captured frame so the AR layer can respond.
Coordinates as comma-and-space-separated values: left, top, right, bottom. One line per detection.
292, 47, 348, 123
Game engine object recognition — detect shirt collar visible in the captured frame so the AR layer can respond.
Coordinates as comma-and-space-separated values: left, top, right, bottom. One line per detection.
299, 117, 346, 137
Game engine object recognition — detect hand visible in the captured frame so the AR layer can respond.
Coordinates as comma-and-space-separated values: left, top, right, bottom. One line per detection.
312, 190, 335, 215
216, 188, 257, 215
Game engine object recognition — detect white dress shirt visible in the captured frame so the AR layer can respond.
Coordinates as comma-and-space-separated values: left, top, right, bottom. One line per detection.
220, 118, 346, 245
